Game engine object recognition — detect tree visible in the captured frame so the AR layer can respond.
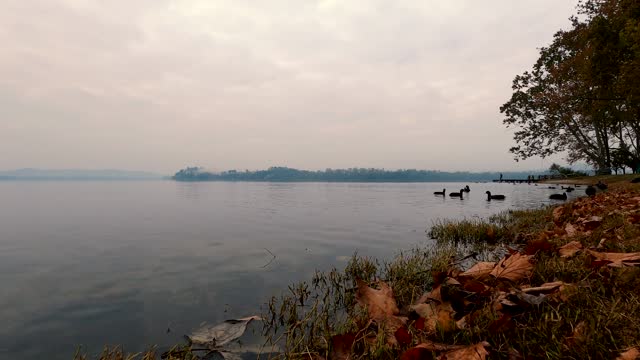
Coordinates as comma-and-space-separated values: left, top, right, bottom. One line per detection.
501, 0, 640, 173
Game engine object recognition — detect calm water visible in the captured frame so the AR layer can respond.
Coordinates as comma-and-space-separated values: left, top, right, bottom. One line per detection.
0, 181, 576, 359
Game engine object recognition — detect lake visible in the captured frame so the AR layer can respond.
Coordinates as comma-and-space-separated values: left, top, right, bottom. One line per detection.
0, 181, 576, 359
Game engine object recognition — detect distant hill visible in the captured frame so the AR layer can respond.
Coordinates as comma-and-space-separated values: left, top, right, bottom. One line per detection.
172, 166, 548, 182
0, 168, 163, 180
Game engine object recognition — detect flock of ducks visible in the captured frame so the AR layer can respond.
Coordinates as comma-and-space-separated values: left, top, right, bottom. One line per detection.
433, 186, 505, 201
434, 181, 609, 202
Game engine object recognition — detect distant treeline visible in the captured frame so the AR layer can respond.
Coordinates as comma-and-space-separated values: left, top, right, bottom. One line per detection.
172, 167, 542, 182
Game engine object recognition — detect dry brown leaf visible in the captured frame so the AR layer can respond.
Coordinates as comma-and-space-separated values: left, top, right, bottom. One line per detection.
330, 333, 355, 360
582, 216, 603, 230
616, 347, 640, 360
410, 301, 456, 334
490, 253, 534, 282
414, 341, 467, 352
565, 223, 578, 237
459, 262, 496, 279
355, 280, 399, 321
355, 280, 408, 346
553, 206, 564, 223
521, 281, 565, 295
559, 241, 583, 258
564, 321, 588, 348
415, 284, 443, 304
440, 342, 490, 360
586, 250, 640, 267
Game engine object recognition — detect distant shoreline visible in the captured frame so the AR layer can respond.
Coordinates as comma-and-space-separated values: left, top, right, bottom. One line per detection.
172, 166, 546, 183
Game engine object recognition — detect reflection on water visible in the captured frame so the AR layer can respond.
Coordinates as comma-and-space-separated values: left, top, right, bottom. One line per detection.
0, 181, 578, 359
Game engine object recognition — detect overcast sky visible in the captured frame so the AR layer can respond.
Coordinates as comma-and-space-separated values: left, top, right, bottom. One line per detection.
1, 0, 579, 174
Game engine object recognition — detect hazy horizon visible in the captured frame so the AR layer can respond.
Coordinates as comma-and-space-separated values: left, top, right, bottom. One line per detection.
2, 1, 579, 173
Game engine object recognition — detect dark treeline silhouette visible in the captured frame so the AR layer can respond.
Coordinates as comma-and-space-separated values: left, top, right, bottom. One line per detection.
172, 166, 538, 182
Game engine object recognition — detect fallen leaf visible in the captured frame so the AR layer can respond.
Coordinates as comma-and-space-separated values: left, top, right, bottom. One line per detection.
399, 348, 429, 360
628, 214, 640, 224
356, 280, 408, 346
559, 241, 583, 258
553, 206, 564, 223
524, 236, 554, 255
187, 316, 262, 349
616, 347, 640, 360
330, 333, 355, 360
488, 313, 513, 333
440, 342, 490, 360
409, 301, 456, 334
463, 280, 490, 294
565, 223, 577, 237
414, 341, 467, 352
582, 216, 603, 230
521, 281, 565, 295
416, 284, 444, 304
356, 280, 399, 321
508, 348, 524, 360
564, 321, 588, 348
586, 250, 640, 267
459, 262, 496, 280
490, 253, 534, 282
394, 326, 412, 347
514, 290, 546, 306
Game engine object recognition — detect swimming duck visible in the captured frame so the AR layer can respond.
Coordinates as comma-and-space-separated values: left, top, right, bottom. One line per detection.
585, 185, 596, 196
449, 189, 464, 198
463, 185, 470, 192
485, 191, 505, 200
434, 189, 445, 196
549, 193, 567, 200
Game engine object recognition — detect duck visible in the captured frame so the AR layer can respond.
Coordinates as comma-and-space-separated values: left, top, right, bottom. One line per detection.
585, 185, 596, 196
485, 191, 505, 200
549, 192, 567, 200
596, 181, 608, 190
449, 189, 464, 198
463, 185, 471, 192
547, 186, 557, 189
561, 186, 575, 192
434, 189, 446, 196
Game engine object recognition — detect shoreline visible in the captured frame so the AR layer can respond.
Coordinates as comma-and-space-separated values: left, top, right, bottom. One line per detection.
75, 178, 640, 359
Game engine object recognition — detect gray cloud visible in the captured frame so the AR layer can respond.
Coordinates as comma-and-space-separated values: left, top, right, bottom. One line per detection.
1, 0, 578, 173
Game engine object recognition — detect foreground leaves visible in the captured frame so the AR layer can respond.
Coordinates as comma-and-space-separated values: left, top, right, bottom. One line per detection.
489, 253, 534, 282
586, 250, 640, 267
617, 347, 640, 360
